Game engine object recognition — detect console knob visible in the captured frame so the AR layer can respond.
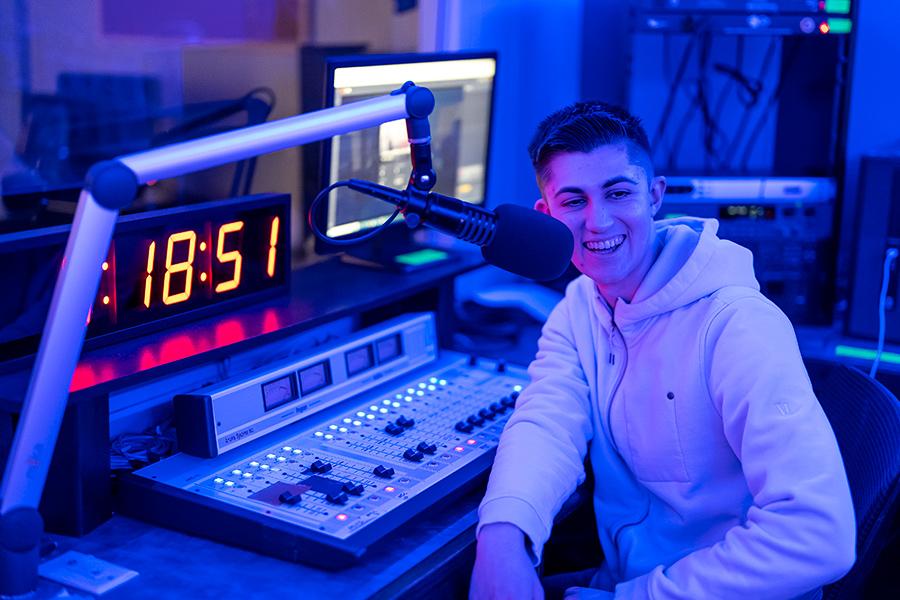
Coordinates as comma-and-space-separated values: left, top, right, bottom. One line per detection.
417, 441, 437, 455
309, 460, 332, 474
403, 448, 425, 462
455, 421, 474, 433
373, 465, 395, 478
326, 491, 348, 505
478, 408, 496, 421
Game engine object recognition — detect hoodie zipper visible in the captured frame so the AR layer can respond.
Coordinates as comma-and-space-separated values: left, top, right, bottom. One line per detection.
608, 324, 615, 365
605, 319, 628, 454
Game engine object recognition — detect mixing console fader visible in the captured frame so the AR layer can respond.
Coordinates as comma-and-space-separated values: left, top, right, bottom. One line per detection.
118, 313, 528, 568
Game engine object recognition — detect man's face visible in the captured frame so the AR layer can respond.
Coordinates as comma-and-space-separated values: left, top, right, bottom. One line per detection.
535, 144, 665, 299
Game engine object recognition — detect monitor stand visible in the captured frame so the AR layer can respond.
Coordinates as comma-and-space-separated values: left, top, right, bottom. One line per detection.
338, 226, 454, 273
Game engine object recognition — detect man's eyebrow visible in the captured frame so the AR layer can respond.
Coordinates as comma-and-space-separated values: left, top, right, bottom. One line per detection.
553, 176, 640, 198
602, 175, 639, 188
554, 186, 585, 197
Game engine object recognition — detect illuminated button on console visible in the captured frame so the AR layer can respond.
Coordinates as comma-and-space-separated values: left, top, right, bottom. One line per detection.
403, 448, 424, 462
455, 421, 474, 433
416, 441, 437, 455
309, 460, 332, 474
342, 482, 365, 496
373, 465, 395, 478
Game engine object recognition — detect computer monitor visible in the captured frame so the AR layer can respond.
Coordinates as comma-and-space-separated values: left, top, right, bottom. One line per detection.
315, 51, 497, 267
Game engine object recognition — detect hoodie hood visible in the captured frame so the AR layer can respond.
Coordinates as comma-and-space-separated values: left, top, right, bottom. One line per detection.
612, 217, 759, 326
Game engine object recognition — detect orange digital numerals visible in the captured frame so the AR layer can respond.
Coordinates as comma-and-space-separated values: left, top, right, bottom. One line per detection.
143, 220, 248, 308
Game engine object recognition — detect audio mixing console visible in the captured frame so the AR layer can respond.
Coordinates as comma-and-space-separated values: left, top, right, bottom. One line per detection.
117, 313, 528, 568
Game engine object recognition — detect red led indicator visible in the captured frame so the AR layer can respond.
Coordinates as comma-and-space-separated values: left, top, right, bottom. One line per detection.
336, 513, 348, 521
819, 21, 830, 34
454, 446, 465, 452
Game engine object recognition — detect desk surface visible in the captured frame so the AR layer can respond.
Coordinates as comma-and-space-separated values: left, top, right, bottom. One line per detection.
47, 482, 483, 599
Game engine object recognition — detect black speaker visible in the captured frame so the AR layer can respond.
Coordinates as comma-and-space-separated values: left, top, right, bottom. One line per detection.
846, 155, 900, 343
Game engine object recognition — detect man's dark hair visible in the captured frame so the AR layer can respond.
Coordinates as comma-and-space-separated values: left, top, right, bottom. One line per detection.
528, 101, 654, 182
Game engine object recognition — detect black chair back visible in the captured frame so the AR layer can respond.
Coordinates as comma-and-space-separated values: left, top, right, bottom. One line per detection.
804, 358, 900, 599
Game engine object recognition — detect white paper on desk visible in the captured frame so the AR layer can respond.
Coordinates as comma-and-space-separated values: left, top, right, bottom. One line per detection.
39, 550, 139, 595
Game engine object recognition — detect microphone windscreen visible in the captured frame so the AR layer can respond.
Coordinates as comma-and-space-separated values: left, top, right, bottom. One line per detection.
481, 204, 574, 281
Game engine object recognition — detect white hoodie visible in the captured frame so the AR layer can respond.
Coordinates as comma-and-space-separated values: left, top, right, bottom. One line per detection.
478, 218, 855, 599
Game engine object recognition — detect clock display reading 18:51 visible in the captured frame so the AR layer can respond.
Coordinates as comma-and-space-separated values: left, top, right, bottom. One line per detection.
90, 193, 290, 333
0, 194, 290, 360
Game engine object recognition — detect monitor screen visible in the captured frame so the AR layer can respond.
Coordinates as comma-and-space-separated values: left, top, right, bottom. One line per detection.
321, 52, 496, 240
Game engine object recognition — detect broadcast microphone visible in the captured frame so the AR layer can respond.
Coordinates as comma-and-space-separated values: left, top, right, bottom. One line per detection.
345, 179, 574, 281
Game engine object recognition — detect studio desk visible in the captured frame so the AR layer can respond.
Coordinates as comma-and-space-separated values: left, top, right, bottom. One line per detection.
0, 251, 511, 599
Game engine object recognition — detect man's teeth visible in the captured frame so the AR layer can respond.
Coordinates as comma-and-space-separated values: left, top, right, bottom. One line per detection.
585, 235, 625, 251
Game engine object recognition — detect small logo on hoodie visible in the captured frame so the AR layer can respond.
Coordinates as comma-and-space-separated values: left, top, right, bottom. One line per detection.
776, 402, 792, 416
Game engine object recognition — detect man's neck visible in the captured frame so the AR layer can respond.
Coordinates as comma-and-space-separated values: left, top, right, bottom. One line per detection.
596, 233, 664, 311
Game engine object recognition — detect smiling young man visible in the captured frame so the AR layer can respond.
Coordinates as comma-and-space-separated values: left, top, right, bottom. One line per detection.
469, 102, 855, 600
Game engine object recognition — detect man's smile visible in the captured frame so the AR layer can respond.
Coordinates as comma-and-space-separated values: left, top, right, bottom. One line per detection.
584, 234, 626, 254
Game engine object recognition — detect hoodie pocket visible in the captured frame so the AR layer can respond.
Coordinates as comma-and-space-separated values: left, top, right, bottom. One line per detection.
622, 387, 691, 482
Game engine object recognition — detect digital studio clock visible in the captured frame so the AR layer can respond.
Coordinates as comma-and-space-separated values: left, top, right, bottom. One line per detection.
0, 194, 290, 361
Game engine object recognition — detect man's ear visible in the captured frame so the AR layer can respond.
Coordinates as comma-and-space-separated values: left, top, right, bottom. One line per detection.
649, 175, 666, 218
534, 197, 550, 215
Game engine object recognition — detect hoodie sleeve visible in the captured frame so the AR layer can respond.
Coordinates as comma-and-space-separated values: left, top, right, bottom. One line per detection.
615, 295, 855, 600
477, 294, 594, 563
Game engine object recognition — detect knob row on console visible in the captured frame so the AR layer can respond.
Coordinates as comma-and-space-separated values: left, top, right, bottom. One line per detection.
454, 391, 519, 434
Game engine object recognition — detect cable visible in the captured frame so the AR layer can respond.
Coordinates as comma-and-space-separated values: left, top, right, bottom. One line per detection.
110, 421, 177, 470
667, 35, 727, 172
720, 36, 777, 172
738, 38, 801, 172
870, 247, 899, 379
307, 180, 403, 246
652, 34, 697, 169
